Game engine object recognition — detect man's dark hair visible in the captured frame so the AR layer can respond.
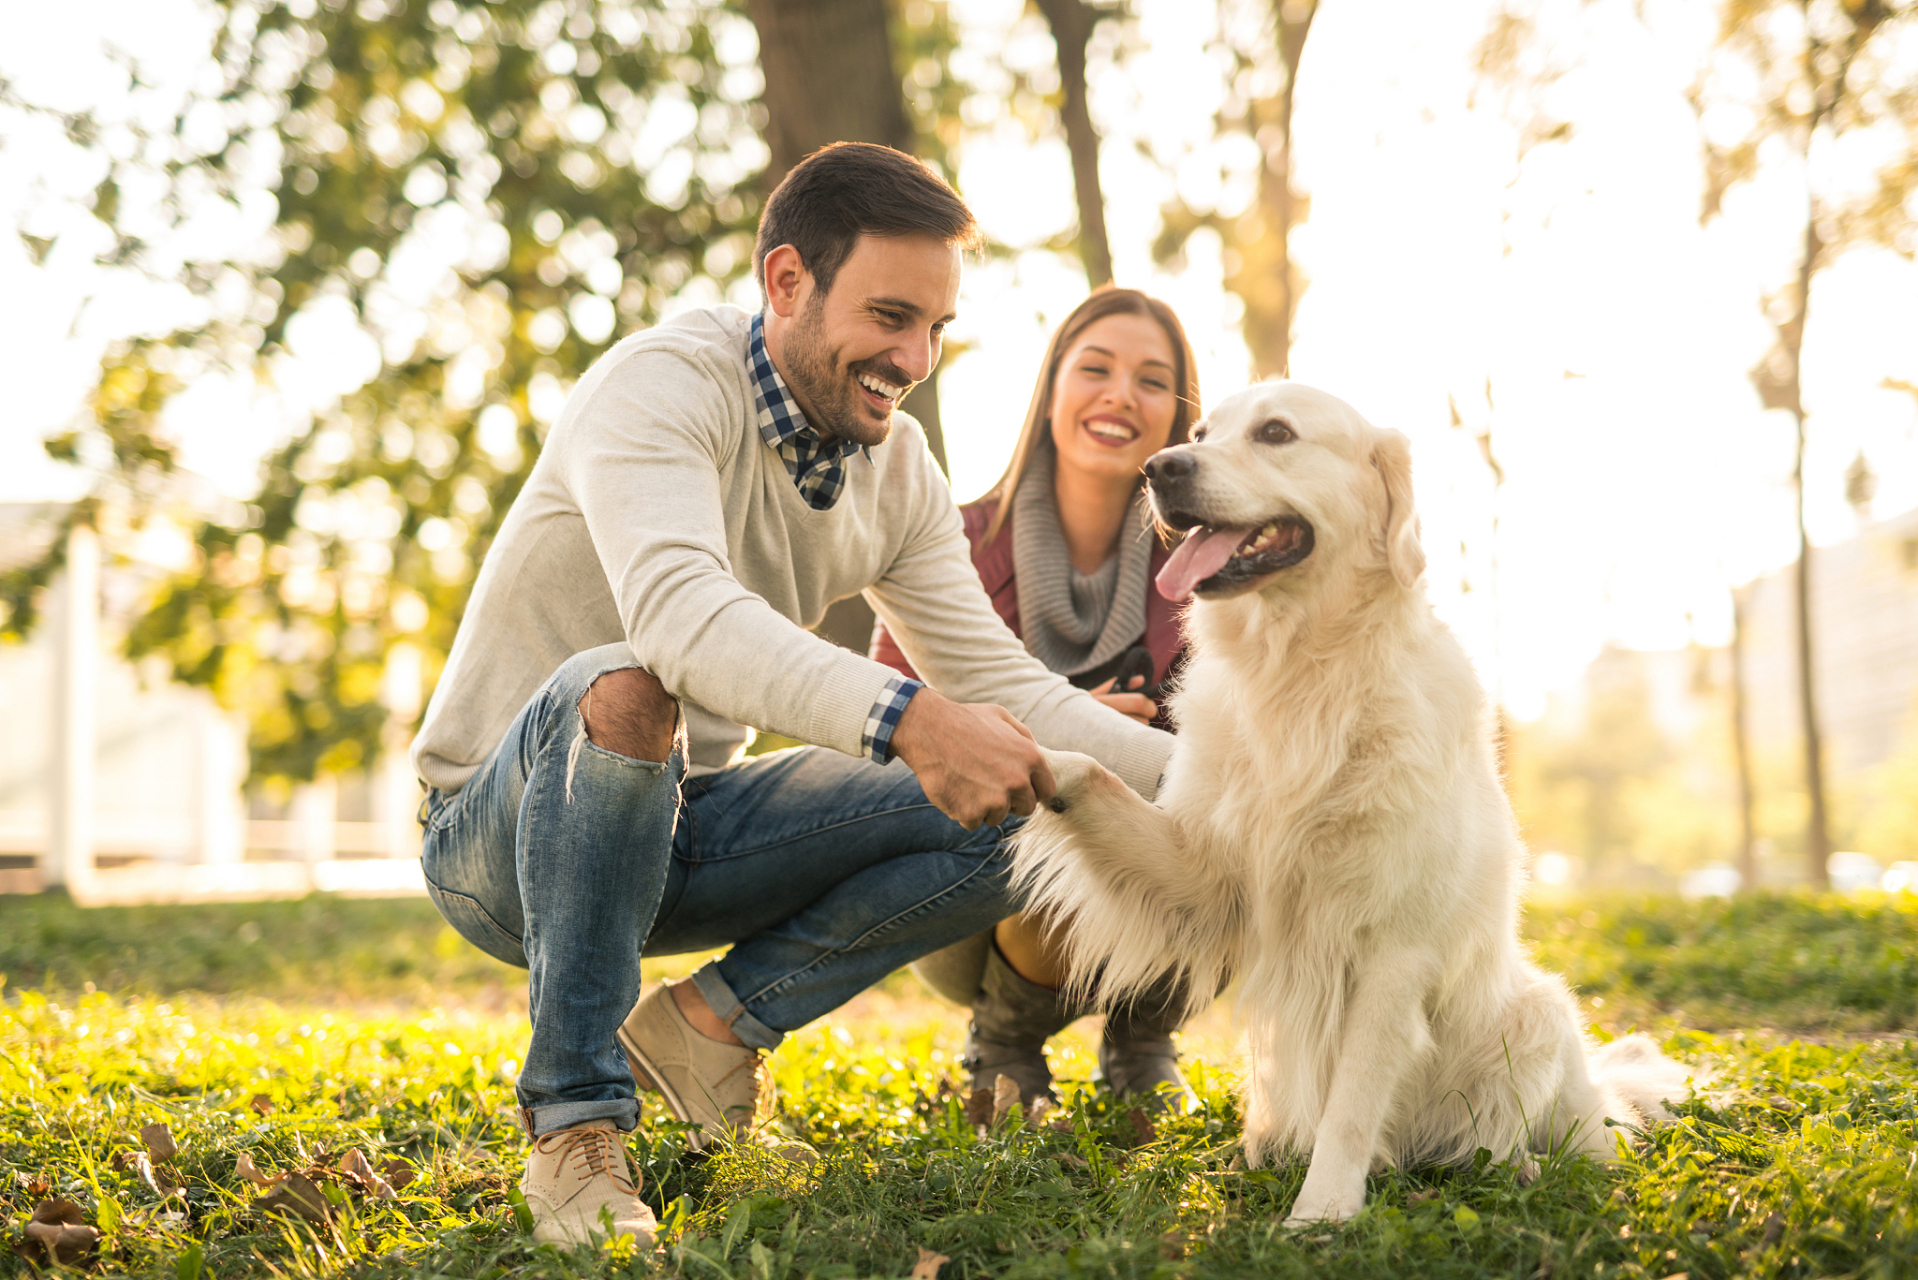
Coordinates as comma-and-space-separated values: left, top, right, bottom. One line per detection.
753, 142, 982, 298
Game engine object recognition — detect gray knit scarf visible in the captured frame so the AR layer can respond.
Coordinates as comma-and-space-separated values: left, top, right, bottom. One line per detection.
1010, 439, 1154, 678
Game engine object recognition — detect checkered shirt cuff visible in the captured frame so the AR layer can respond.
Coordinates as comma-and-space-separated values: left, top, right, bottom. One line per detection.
862, 675, 924, 764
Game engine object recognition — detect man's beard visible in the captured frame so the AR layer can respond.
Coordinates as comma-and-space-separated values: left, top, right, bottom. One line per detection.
782, 297, 911, 448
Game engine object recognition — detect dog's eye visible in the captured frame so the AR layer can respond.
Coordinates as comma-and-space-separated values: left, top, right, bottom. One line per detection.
1191, 426, 1208, 443
1256, 419, 1297, 445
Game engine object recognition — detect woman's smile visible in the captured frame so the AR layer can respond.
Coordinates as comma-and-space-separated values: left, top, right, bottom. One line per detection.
1081, 413, 1141, 446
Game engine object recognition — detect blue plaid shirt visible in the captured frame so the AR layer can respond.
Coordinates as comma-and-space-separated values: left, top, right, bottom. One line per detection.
748, 312, 922, 764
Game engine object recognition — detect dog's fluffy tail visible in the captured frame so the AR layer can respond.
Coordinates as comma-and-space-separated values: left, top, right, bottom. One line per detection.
1589, 1034, 1696, 1127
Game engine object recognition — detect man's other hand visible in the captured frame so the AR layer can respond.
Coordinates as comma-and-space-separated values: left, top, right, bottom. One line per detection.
890, 689, 1057, 830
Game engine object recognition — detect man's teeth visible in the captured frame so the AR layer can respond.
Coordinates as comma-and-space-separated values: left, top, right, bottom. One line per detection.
858, 373, 902, 400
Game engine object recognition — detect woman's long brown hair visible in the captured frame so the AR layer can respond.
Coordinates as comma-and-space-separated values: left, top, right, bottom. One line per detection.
978, 286, 1202, 545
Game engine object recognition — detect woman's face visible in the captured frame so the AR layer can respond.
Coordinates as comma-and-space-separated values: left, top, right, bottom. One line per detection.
1046, 312, 1181, 487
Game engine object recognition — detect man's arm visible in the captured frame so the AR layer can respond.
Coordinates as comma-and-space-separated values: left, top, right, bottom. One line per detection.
557, 347, 1062, 825
864, 451, 1174, 800
559, 347, 905, 758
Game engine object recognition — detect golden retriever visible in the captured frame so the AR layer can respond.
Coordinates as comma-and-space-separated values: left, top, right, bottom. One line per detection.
1011, 382, 1691, 1223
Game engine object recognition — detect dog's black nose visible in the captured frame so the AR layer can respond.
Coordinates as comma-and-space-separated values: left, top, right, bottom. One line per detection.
1144, 450, 1196, 484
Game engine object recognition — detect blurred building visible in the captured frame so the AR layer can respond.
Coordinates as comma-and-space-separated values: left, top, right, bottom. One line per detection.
1736, 505, 1918, 776
0, 503, 421, 900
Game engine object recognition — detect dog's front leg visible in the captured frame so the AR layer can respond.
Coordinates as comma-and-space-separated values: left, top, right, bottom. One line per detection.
1011, 750, 1236, 1010
1283, 951, 1437, 1225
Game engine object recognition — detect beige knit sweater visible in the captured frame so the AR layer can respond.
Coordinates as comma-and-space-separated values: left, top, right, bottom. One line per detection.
412, 306, 1173, 798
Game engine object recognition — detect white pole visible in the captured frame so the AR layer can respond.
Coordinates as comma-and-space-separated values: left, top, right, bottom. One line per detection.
46, 522, 99, 894
377, 641, 423, 858
291, 774, 338, 865
195, 700, 247, 865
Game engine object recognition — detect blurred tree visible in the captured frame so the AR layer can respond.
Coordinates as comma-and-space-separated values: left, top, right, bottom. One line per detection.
1507, 650, 1740, 882
1730, 583, 1761, 889
4, 0, 769, 783
1691, 0, 1918, 889
1152, 0, 1316, 378
1034, 0, 1116, 287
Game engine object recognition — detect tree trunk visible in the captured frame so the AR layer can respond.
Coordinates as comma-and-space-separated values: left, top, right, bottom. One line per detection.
746, 0, 931, 653
1231, 0, 1316, 379
1729, 584, 1759, 891
1784, 213, 1832, 889
1791, 414, 1832, 888
1034, 0, 1113, 287
748, 0, 914, 174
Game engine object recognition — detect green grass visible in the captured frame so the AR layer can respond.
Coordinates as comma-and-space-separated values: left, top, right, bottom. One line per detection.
2, 891, 1916, 1278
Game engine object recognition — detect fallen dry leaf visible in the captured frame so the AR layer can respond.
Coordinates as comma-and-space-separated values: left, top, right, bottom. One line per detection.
1050, 1151, 1088, 1170
139, 1121, 179, 1162
1760, 1214, 1785, 1247
990, 1075, 1022, 1126
908, 1246, 949, 1280
1026, 1094, 1055, 1125
126, 1151, 185, 1201
339, 1150, 396, 1200
236, 1151, 282, 1189
250, 1094, 274, 1116
379, 1158, 416, 1191
19, 1174, 50, 1198
254, 1173, 331, 1225
1126, 1110, 1157, 1145
13, 1199, 101, 1268
1159, 1229, 1187, 1260
1407, 1188, 1440, 1205
963, 1087, 994, 1128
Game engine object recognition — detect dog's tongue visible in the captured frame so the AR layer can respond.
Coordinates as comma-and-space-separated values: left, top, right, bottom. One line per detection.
1156, 525, 1245, 602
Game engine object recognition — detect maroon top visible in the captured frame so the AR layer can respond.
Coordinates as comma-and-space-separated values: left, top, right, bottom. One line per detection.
869, 495, 1187, 731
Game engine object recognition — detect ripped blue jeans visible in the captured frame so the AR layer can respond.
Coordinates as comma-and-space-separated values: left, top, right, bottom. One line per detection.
418, 643, 1019, 1135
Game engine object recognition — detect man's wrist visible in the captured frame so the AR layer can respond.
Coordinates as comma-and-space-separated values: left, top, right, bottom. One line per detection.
862, 675, 924, 764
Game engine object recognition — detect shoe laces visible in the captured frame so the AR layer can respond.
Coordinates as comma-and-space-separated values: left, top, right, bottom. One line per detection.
711, 1052, 771, 1123
534, 1125, 638, 1193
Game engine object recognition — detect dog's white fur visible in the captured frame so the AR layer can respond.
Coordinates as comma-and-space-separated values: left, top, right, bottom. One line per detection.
1012, 383, 1691, 1224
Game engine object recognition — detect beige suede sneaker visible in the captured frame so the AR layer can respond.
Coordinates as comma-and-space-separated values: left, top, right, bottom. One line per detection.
616, 983, 770, 1148
520, 1120, 657, 1248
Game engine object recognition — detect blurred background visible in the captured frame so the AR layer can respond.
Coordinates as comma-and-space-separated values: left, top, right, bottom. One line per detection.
1, 0, 1914, 905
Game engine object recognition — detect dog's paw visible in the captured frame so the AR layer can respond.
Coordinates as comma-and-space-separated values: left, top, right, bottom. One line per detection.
1283, 1169, 1367, 1225
1038, 749, 1114, 815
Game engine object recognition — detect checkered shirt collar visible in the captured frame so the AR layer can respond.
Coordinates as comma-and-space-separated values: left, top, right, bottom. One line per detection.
748, 312, 871, 512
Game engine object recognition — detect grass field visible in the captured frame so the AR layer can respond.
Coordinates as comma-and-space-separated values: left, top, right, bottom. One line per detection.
3, 891, 1915, 1279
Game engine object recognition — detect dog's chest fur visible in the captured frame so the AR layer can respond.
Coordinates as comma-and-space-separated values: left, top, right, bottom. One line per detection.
1165, 595, 1492, 943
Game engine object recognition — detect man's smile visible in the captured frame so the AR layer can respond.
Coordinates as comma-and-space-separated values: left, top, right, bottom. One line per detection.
855, 368, 907, 413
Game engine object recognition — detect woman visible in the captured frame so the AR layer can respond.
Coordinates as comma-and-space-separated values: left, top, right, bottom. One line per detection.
872, 286, 1200, 1109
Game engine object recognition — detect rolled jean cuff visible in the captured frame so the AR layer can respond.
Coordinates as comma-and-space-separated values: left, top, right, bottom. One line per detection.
691, 961, 782, 1052
525, 1096, 639, 1137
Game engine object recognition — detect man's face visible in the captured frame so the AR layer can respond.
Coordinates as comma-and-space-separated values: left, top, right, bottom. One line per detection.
765, 233, 962, 448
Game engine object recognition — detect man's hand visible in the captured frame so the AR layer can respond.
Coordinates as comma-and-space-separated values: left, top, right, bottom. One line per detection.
890, 688, 1057, 830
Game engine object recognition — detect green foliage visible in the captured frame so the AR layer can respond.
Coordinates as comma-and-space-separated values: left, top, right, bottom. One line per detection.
1524, 891, 1918, 1033
0, 895, 519, 1000
3, 940, 1918, 1277
17, 0, 766, 783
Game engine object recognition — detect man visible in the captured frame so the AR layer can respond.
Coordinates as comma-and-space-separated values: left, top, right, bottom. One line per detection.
412, 142, 1173, 1246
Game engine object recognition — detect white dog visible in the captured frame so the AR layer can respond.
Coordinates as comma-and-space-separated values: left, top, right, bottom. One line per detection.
1012, 383, 1691, 1224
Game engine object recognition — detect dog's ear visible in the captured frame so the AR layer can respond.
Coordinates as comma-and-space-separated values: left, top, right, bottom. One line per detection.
1371, 430, 1425, 589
